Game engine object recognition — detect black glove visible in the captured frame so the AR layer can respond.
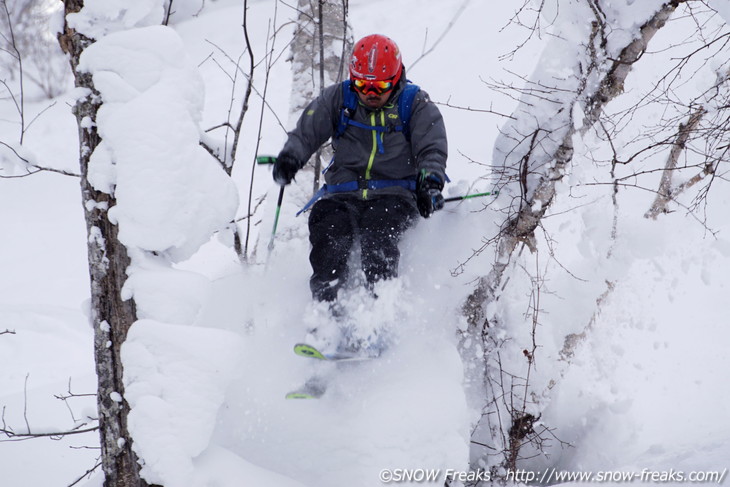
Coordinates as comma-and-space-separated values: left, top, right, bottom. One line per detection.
272, 153, 301, 185
416, 170, 445, 218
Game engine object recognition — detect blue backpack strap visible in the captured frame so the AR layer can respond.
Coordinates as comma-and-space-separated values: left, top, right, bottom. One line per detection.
296, 184, 330, 216
398, 82, 420, 141
336, 80, 420, 140
296, 178, 418, 215
335, 80, 358, 138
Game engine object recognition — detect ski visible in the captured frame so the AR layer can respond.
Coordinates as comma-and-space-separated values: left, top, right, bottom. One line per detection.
285, 389, 325, 400
285, 376, 327, 400
293, 343, 376, 362
286, 344, 378, 399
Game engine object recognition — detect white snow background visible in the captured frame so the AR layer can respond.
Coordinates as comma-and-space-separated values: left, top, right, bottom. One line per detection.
1, 0, 729, 486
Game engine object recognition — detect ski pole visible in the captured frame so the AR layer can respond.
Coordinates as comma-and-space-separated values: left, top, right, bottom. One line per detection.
256, 156, 286, 252
268, 184, 285, 251
444, 191, 499, 204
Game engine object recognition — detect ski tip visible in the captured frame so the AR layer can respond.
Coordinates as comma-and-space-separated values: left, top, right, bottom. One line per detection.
293, 343, 326, 360
285, 391, 322, 400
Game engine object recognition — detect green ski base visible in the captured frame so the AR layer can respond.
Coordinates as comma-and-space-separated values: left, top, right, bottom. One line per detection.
285, 390, 324, 400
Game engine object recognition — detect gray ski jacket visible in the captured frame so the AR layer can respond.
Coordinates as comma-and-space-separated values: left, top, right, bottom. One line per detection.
279, 77, 448, 210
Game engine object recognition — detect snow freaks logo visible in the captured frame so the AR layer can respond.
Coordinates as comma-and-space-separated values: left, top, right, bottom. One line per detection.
379, 468, 489, 483
378, 467, 729, 484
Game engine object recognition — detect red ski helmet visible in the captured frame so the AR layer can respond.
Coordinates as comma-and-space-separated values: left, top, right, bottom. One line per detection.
349, 34, 403, 83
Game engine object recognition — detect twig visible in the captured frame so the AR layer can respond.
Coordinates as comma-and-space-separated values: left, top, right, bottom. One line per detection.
0, 424, 99, 442
233, 193, 266, 223
163, 0, 174, 25
0, 140, 80, 177
23, 374, 30, 434
434, 99, 515, 120
67, 462, 102, 487
230, 1, 257, 169
409, 0, 471, 71
55, 378, 97, 424
25, 101, 58, 133
0, 0, 25, 143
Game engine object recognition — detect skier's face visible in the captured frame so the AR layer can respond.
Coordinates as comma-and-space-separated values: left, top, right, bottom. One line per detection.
356, 89, 392, 109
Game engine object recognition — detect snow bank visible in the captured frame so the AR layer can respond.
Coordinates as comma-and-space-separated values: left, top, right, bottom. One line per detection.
532, 204, 730, 475
123, 255, 212, 325
194, 446, 308, 487
212, 273, 472, 487
122, 320, 242, 487
0, 307, 97, 487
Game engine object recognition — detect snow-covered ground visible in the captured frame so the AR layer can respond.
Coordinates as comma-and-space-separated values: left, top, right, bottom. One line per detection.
1, 0, 729, 486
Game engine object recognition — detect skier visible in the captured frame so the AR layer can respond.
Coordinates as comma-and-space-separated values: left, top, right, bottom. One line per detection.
273, 34, 447, 304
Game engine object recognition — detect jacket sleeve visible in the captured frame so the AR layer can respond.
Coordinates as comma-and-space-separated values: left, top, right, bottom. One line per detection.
408, 89, 448, 183
278, 84, 341, 167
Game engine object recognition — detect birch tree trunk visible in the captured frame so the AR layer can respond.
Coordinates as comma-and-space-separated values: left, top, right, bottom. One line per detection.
644, 106, 707, 219
289, 0, 351, 191
290, 0, 350, 114
58, 2, 149, 486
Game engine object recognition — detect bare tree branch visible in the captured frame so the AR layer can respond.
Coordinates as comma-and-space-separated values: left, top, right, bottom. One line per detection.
0, 0, 25, 143
67, 462, 102, 487
1, 424, 99, 442
408, 0, 471, 71
434, 98, 516, 120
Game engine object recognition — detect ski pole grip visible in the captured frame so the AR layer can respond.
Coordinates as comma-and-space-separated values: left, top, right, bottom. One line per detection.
257, 156, 277, 165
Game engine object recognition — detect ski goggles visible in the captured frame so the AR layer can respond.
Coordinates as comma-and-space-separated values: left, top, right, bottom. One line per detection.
352, 77, 394, 95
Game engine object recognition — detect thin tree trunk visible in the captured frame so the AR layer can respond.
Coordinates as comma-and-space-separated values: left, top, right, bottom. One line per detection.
645, 106, 707, 219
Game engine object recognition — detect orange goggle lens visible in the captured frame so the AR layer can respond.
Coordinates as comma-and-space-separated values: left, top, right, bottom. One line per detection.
352, 78, 394, 95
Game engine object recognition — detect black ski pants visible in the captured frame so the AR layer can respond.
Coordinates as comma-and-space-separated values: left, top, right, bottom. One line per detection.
308, 195, 417, 302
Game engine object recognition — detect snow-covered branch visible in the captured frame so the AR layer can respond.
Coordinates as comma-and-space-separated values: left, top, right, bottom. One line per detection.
465, 0, 688, 334
464, 0, 691, 473
582, 1, 682, 131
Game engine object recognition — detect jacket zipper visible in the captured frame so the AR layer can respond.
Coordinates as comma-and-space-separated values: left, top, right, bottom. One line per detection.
363, 110, 385, 199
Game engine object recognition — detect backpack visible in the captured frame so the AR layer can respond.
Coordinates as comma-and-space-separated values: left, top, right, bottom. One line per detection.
335, 80, 421, 141
297, 81, 423, 215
